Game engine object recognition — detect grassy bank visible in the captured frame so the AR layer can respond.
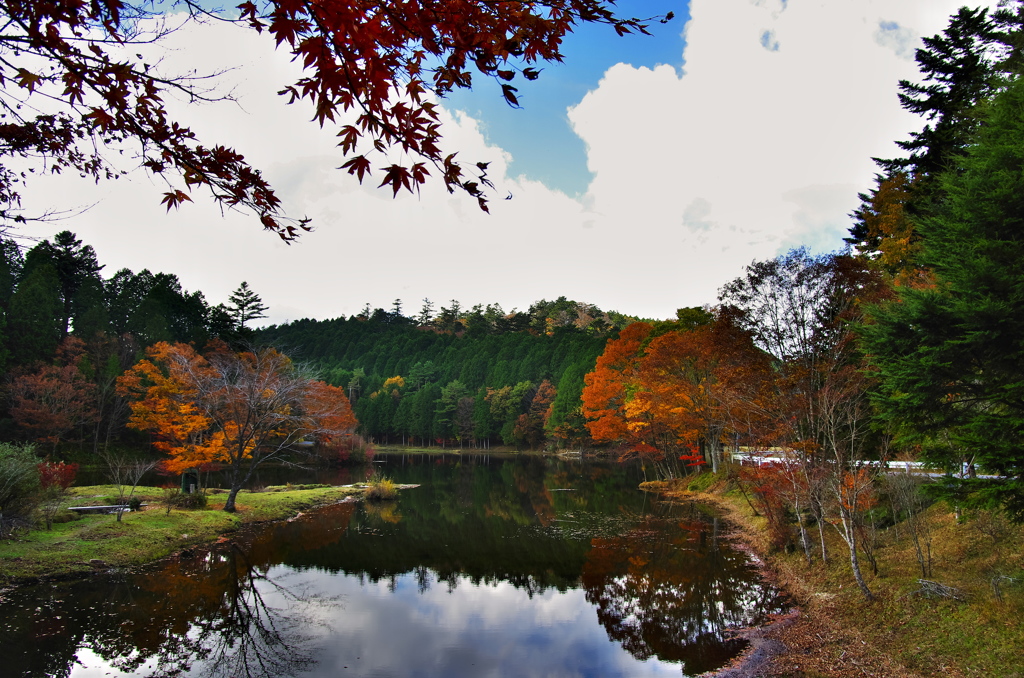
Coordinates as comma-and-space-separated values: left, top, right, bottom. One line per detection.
658, 473, 1024, 678
0, 484, 362, 583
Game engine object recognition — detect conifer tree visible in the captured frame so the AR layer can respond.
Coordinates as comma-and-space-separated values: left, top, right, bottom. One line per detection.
864, 74, 1024, 520
228, 282, 269, 331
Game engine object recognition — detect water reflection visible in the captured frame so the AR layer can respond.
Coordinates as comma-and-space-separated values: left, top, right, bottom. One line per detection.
1, 455, 786, 677
582, 507, 781, 675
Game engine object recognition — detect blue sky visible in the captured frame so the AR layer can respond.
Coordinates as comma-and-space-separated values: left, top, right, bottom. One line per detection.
444, 0, 690, 196
22, 0, 985, 323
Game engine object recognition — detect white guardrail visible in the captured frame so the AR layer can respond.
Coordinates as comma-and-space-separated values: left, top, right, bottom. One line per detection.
728, 452, 999, 478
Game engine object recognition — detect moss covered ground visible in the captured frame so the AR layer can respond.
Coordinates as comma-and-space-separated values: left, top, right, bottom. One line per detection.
0, 484, 361, 583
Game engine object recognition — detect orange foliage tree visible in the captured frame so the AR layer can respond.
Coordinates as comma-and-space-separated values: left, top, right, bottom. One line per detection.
849, 172, 930, 287
634, 317, 773, 474
581, 322, 653, 446
116, 342, 224, 475
582, 316, 773, 478
118, 342, 357, 512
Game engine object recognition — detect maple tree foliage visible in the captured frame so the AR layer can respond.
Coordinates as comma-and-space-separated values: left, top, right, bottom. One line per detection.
581, 321, 653, 446
9, 337, 99, 450
118, 340, 357, 511
633, 316, 773, 473
0, 0, 665, 236
582, 316, 772, 476
116, 341, 226, 475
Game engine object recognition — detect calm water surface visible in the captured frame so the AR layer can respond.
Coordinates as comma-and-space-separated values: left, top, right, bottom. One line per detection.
1, 454, 787, 677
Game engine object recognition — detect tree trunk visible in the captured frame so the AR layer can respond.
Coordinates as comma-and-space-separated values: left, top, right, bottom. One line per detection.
841, 511, 874, 601
794, 498, 812, 565
224, 486, 240, 513
817, 517, 829, 564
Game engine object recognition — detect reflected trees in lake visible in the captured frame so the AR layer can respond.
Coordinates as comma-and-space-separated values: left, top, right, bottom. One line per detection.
581, 505, 787, 676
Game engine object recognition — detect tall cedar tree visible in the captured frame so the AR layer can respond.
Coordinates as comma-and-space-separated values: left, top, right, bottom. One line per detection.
0, 0, 666, 235
863, 74, 1024, 521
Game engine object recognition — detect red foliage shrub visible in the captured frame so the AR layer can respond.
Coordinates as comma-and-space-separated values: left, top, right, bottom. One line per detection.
37, 461, 79, 490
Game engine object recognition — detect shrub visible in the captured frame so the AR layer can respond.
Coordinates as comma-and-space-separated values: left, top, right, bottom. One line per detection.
0, 443, 41, 538
38, 461, 79, 530
161, 488, 208, 513
365, 473, 398, 502
324, 434, 376, 465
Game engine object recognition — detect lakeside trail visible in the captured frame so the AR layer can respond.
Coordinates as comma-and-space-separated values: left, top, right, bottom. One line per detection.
655, 469, 1024, 678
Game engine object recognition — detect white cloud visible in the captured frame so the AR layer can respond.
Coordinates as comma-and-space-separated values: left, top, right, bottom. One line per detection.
16, 0, 985, 323
567, 0, 983, 309
875, 21, 918, 60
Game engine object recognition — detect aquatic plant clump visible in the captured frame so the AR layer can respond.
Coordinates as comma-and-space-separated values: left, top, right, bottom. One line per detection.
365, 475, 398, 502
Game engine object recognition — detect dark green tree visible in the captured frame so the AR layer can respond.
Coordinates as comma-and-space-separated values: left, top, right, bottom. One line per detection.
0, 238, 22, 311
70, 276, 109, 340
105, 269, 210, 345
879, 7, 1000, 180
851, 6, 1013, 260
416, 298, 435, 327
228, 281, 269, 331
435, 379, 470, 444
7, 263, 62, 365
864, 74, 1024, 520
22, 232, 103, 338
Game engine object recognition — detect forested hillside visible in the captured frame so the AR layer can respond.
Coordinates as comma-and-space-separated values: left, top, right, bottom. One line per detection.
255, 299, 640, 449
0, 233, 643, 454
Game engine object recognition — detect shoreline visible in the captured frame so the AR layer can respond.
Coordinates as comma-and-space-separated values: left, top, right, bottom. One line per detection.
0, 484, 368, 587
667, 483, 938, 678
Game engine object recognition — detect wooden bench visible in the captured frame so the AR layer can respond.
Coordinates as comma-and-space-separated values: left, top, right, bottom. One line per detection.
67, 505, 139, 515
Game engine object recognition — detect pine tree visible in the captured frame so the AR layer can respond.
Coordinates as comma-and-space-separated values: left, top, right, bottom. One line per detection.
228, 282, 269, 331
864, 74, 1024, 520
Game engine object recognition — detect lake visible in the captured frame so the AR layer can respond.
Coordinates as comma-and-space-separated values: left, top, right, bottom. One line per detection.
0, 453, 787, 677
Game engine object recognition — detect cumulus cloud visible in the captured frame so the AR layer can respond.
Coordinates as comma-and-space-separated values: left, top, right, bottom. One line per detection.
568, 0, 980, 310
16, 0, 985, 323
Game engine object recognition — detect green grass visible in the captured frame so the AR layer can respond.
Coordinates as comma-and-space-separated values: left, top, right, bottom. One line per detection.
685, 470, 722, 492
0, 484, 361, 582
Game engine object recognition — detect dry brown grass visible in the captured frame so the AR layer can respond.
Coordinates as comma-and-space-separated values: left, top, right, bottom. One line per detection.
666, 474, 1024, 678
